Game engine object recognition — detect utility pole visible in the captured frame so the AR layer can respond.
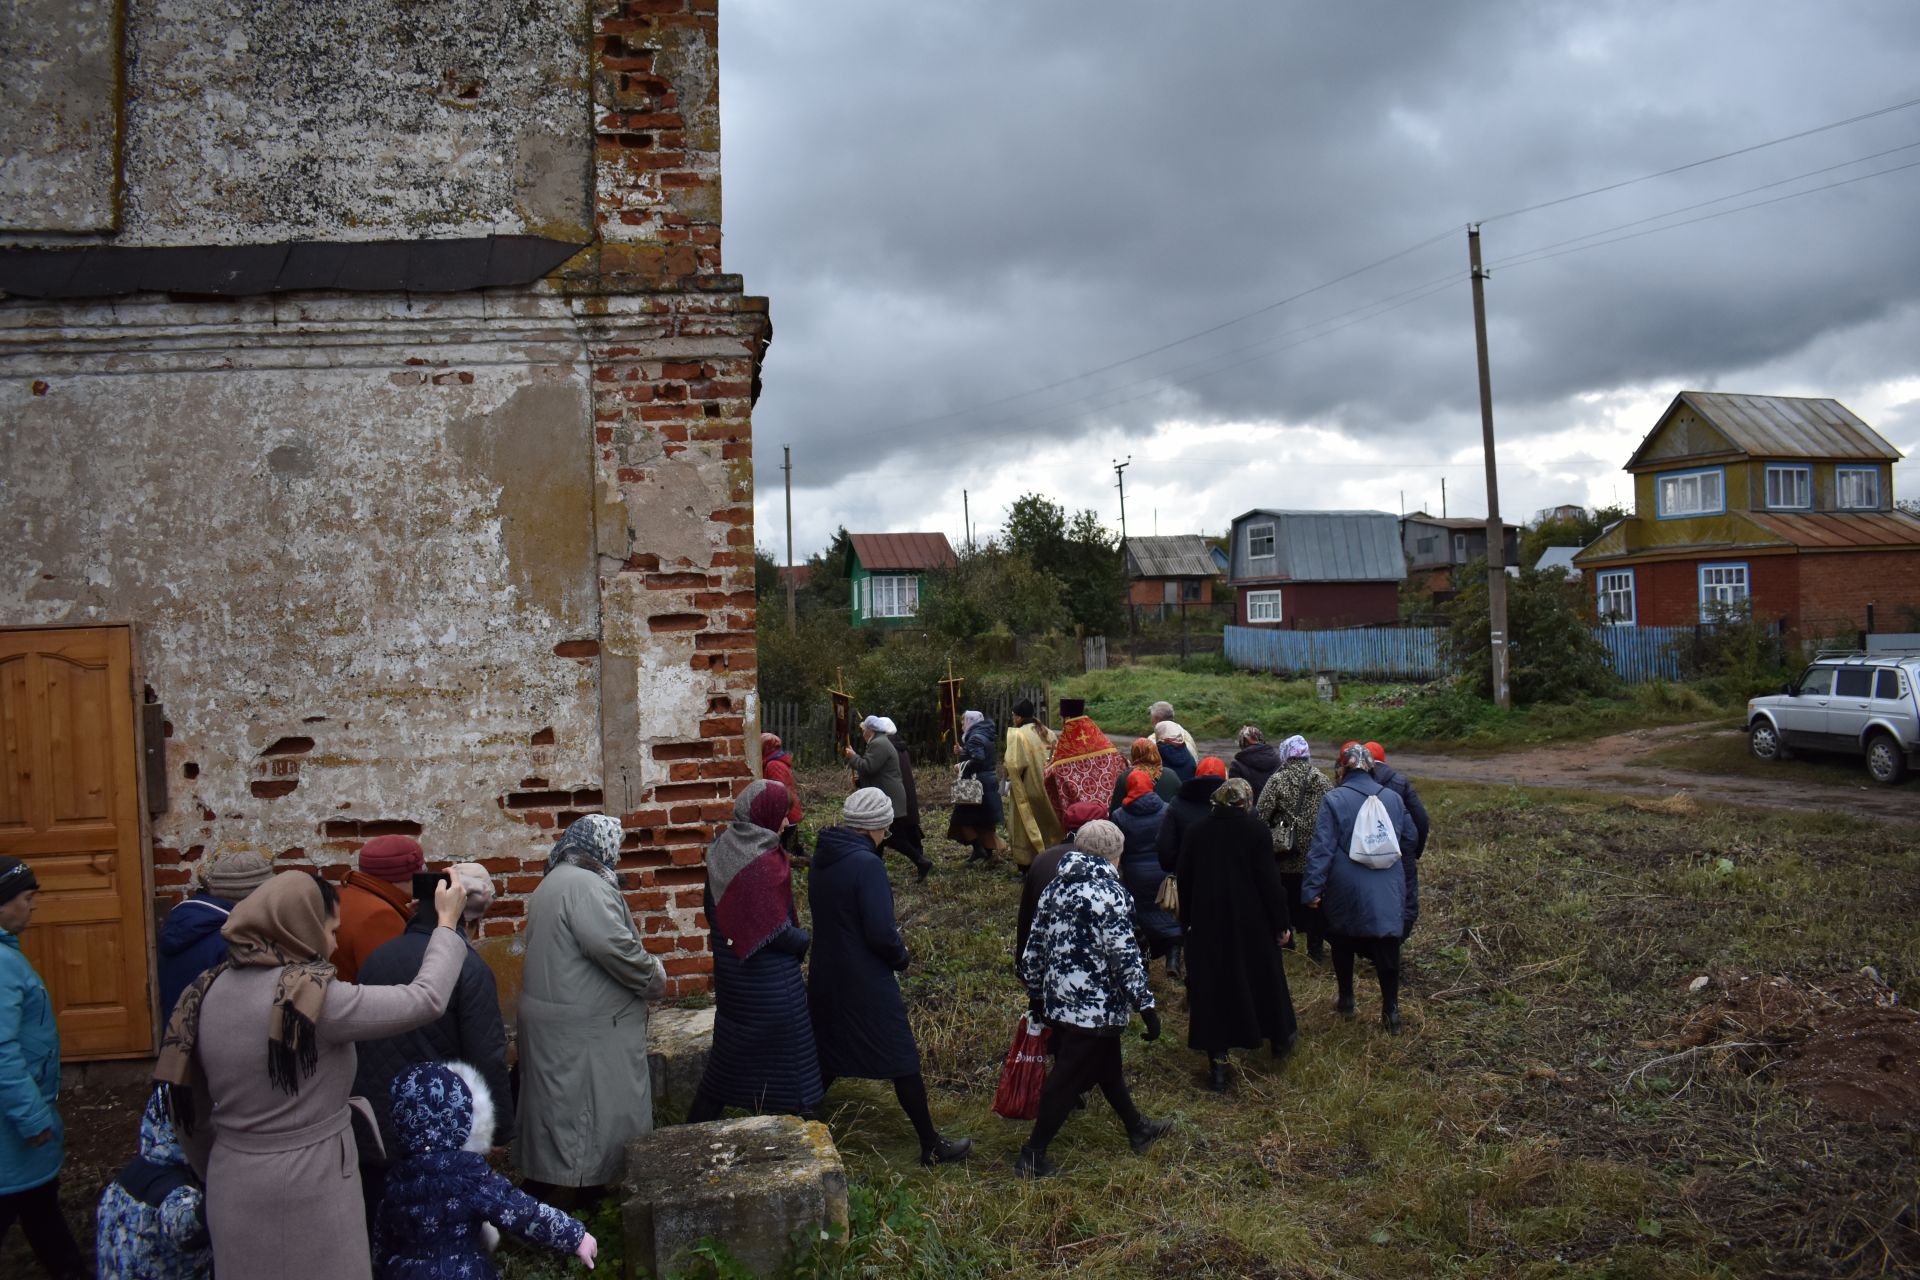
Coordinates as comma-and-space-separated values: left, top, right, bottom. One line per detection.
1441, 476, 1447, 519
962, 489, 971, 551
1113, 456, 1132, 545
782, 445, 796, 634
1467, 225, 1511, 709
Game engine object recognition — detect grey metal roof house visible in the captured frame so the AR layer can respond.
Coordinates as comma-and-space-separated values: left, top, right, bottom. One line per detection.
1226, 510, 1407, 629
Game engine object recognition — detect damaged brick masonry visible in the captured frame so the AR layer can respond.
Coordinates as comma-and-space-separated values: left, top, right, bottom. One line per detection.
0, 0, 768, 1055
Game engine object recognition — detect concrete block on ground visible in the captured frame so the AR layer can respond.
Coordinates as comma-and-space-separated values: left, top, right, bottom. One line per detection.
621, 1114, 848, 1279
647, 1004, 715, 1110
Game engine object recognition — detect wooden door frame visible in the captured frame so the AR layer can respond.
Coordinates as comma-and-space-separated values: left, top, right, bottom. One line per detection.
0, 620, 159, 1059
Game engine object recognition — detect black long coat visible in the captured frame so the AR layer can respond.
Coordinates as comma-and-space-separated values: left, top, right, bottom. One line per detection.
806, 825, 920, 1080
701, 887, 822, 1114
1156, 774, 1224, 873
1175, 807, 1297, 1054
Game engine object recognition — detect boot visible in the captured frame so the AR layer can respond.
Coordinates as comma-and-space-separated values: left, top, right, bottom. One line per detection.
1207, 1057, 1232, 1093
1381, 1003, 1403, 1035
1334, 989, 1356, 1017
1271, 1031, 1299, 1059
1012, 1145, 1058, 1178
1128, 1116, 1175, 1154
1165, 944, 1184, 980
1306, 938, 1324, 962
966, 844, 991, 865
920, 1134, 973, 1167
914, 857, 933, 883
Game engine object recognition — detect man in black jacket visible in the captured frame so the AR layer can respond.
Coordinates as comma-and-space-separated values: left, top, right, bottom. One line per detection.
352, 867, 512, 1215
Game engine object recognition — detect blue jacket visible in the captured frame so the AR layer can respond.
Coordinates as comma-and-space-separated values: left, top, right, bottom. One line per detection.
1157, 741, 1197, 783
957, 719, 1004, 825
806, 826, 920, 1079
0, 926, 62, 1195
1302, 772, 1419, 939
156, 894, 235, 1023
1110, 792, 1180, 945
94, 1091, 211, 1279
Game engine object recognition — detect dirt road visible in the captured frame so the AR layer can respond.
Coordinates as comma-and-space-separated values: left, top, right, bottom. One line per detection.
1191, 722, 1920, 825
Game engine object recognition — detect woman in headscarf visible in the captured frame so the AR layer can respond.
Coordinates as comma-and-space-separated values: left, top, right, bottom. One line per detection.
155, 869, 469, 1280
1109, 770, 1183, 976
1004, 699, 1064, 871
1109, 737, 1180, 808
1175, 779, 1298, 1092
946, 710, 1006, 865
1254, 735, 1332, 959
1153, 720, 1198, 784
686, 781, 823, 1122
1155, 756, 1227, 875
1228, 726, 1282, 800
760, 732, 806, 857
515, 815, 666, 1199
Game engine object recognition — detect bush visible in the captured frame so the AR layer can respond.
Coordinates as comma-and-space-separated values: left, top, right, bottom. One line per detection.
1671, 607, 1796, 703
1446, 562, 1618, 704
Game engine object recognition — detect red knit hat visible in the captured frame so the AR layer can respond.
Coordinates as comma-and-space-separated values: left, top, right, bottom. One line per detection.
1123, 769, 1156, 805
358, 835, 424, 883
1062, 800, 1107, 831
1365, 741, 1386, 764
1195, 756, 1228, 779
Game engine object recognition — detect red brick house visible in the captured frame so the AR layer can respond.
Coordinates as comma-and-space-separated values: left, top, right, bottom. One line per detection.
1573, 392, 1920, 636
1226, 510, 1406, 629
1124, 535, 1218, 618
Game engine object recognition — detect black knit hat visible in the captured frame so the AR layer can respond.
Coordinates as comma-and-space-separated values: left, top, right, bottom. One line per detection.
0, 857, 37, 908
1012, 698, 1036, 720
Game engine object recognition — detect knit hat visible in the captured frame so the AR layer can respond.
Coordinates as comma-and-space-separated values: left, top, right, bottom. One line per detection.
1074, 819, 1124, 860
1058, 698, 1086, 718
0, 857, 37, 908
1212, 778, 1255, 809
358, 835, 424, 883
1195, 756, 1228, 779
203, 851, 272, 901
1365, 741, 1386, 764
842, 788, 894, 830
747, 780, 790, 832
448, 862, 494, 923
1061, 800, 1107, 832
1012, 698, 1036, 720
1123, 769, 1156, 806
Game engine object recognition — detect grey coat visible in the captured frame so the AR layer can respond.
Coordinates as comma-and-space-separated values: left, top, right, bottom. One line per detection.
184, 927, 464, 1280
514, 862, 666, 1187
1302, 772, 1418, 939
848, 733, 907, 821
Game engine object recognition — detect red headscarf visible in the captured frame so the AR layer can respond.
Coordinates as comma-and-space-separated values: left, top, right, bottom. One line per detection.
1365, 741, 1386, 764
1123, 769, 1157, 805
1195, 756, 1227, 779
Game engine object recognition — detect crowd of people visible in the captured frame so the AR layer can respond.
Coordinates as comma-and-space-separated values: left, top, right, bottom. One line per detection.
1, 695, 1429, 1274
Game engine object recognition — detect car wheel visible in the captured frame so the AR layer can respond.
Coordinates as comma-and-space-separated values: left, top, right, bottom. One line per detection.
1865, 733, 1909, 785
1748, 719, 1784, 762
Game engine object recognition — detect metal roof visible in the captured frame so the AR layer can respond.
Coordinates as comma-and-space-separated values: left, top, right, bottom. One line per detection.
1402, 511, 1521, 531
1745, 510, 1920, 550
1124, 535, 1217, 578
1626, 392, 1902, 468
0, 235, 586, 299
1534, 546, 1583, 574
848, 532, 958, 572
1231, 509, 1407, 582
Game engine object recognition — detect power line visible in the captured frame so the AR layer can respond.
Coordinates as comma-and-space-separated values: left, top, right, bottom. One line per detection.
1478, 91, 1920, 223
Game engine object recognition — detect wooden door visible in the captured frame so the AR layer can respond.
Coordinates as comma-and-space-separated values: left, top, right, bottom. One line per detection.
0, 626, 153, 1058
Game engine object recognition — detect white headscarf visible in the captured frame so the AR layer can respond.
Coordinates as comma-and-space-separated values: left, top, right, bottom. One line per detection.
960, 709, 984, 734
863, 715, 898, 735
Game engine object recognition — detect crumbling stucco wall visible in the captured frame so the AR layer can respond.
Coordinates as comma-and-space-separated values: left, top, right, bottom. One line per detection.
0, 0, 122, 231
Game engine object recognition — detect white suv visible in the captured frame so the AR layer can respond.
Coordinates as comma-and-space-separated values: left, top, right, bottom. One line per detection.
1747, 652, 1920, 784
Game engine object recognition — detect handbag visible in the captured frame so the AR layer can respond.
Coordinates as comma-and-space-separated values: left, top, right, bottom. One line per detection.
952, 763, 984, 805
991, 1014, 1051, 1120
1155, 875, 1179, 915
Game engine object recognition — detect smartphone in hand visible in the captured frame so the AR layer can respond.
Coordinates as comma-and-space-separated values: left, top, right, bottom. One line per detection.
411, 870, 451, 903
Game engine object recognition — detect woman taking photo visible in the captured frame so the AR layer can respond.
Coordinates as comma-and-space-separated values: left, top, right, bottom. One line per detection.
157, 869, 468, 1279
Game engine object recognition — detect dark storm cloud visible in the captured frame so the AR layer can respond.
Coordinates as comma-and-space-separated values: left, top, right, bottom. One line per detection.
720, 0, 1920, 549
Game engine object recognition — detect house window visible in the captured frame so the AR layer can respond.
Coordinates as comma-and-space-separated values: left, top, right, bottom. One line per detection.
1181, 578, 1204, 602
869, 574, 919, 619
1247, 522, 1275, 560
1657, 467, 1725, 517
1595, 569, 1635, 625
1836, 467, 1881, 509
1245, 590, 1282, 622
1764, 465, 1811, 510
1698, 563, 1749, 619
1415, 535, 1437, 555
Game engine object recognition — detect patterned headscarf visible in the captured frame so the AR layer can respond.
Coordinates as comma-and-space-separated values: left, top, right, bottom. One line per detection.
156, 870, 337, 1124
1236, 725, 1265, 747
746, 779, 790, 832
1128, 737, 1162, 779
546, 814, 623, 884
1211, 778, 1255, 809
1280, 734, 1311, 762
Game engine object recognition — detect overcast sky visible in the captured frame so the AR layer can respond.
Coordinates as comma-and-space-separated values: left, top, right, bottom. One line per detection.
720, 1, 1920, 560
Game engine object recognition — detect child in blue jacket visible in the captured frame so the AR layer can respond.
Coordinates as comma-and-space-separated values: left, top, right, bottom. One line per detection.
94, 1090, 212, 1279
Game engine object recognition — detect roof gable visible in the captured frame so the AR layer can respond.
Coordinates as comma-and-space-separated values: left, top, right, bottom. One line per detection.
848, 532, 958, 572
1125, 535, 1217, 578
1229, 509, 1406, 582
1626, 392, 1900, 471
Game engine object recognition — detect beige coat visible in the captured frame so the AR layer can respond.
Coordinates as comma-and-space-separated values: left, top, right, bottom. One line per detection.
185, 927, 462, 1280
514, 861, 666, 1186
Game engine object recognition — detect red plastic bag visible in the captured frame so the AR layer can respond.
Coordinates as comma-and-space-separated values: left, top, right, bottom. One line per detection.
991, 1014, 1052, 1120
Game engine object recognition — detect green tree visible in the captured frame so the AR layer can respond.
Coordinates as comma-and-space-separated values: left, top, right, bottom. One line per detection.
920, 547, 1068, 641
1446, 560, 1618, 704
753, 545, 782, 599
803, 526, 855, 613
1001, 493, 1122, 635
1520, 504, 1629, 569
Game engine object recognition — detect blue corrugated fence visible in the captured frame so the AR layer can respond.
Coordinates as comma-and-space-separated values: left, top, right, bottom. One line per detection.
1225, 624, 1688, 684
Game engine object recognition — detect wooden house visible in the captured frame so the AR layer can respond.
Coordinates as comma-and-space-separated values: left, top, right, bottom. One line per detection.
847, 533, 958, 626
1124, 535, 1218, 619
1573, 392, 1920, 632
1226, 510, 1406, 629
1399, 512, 1522, 599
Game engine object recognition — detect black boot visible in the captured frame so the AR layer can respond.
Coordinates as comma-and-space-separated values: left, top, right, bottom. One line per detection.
915, 857, 933, 882
1166, 944, 1184, 980
1381, 1003, 1403, 1035
1128, 1116, 1175, 1154
1271, 1031, 1299, 1059
1013, 1144, 1058, 1178
966, 844, 991, 865
1334, 990, 1356, 1017
921, 1134, 973, 1167
1206, 1057, 1231, 1093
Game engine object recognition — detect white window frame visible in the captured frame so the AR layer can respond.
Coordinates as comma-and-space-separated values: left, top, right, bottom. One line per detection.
1595, 569, 1635, 625
1836, 466, 1881, 510
1246, 521, 1275, 562
869, 573, 919, 619
1698, 562, 1750, 620
1656, 467, 1725, 518
1764, 464, 1811, 510
1245, 589, 1282, 623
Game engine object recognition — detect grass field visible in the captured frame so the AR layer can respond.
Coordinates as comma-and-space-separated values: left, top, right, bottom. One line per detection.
554, 777, 1920, 1280
1641, 726, 1891, 790
1054, 666, 1731, 753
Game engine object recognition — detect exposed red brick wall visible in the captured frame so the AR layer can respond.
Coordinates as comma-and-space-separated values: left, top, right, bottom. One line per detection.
1127, 578, 1214, 607
1627, 555, 1799, 629
1796, 549, 1920, 638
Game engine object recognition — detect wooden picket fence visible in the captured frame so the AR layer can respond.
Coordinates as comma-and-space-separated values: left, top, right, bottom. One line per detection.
1224, 624, 1690, 684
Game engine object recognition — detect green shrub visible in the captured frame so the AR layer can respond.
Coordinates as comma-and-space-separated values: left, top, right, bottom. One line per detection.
1671, 606, 1796, 702
1445, 562, 1619, 704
